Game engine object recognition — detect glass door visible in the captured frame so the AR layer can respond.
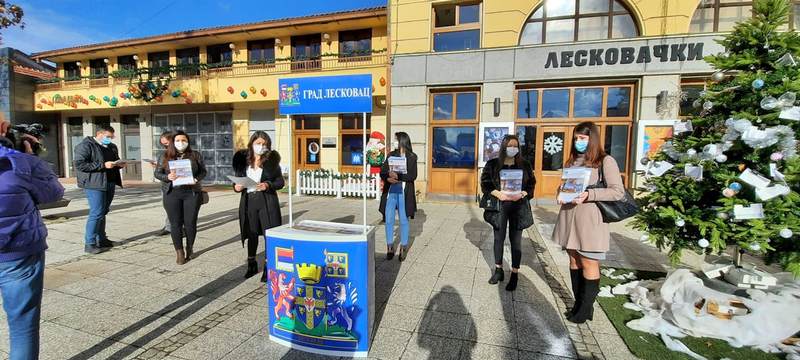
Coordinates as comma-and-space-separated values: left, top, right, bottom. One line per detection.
295, 135, 321, 170
536, 126, 571, 199
121, 115, 141, 181
67, 117, 84, 176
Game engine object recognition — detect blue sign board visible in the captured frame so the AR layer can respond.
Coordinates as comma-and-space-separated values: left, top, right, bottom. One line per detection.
279, 74, 373, 115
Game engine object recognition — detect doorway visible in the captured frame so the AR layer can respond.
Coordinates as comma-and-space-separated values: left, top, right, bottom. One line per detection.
293, 115, 321, 171
427, 90, 480, 199
121, 115, 142, 181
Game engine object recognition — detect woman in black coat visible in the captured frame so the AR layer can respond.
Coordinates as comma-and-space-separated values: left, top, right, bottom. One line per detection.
378, 132, 417, 261
154, 130, 207, 265
232, 131, 284, 280
480, 134, 535, 291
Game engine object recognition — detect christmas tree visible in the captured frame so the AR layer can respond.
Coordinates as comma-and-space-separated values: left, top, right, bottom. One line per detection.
633, 0, 800, 275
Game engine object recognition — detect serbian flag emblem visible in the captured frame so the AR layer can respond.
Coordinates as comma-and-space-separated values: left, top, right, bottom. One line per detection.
276, 247, 294, 272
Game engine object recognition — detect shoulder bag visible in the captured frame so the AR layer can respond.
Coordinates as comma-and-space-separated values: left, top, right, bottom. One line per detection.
589, 157, 639, 223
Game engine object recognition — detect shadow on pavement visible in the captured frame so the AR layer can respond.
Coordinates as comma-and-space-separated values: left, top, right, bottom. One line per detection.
418, 285, 476, 359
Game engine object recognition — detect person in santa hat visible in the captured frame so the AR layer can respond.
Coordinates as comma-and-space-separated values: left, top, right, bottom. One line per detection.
366, 131, 386, 176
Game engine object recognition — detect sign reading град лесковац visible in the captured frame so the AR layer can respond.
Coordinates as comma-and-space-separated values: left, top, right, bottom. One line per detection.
544, 42, 705, 68
279, 74, 373, 115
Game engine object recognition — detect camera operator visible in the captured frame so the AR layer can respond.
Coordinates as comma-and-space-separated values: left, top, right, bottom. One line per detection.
0, 117, 65, 360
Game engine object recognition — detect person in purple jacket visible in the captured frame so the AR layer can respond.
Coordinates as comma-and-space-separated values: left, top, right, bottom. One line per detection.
0, 119, 65, 360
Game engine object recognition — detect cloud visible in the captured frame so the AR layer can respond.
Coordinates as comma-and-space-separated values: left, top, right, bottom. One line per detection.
0, 2, 112, 55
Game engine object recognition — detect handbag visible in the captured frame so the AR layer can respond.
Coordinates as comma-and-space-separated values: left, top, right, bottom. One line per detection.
479, 192, 500, 212
200, 190, 210, 205
589, 157, 639, 223
517, 198, 534, 230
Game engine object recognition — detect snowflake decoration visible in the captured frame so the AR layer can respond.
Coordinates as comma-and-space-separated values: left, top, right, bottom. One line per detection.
543, 135, 564, 155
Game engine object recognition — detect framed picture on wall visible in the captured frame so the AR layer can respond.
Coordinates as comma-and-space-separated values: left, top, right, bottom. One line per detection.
478, 122, 514, 167
635, 119, 678, 171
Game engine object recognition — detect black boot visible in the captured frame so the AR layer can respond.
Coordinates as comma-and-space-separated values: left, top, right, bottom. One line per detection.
488, 267, 504, 284
398, 246, 407, 262
386, 246, 395, 260
245, 258, 258, 278
568, 277, 600, 324
260, 267, 267, 283
505, 272, 518, 291
568, 269, 584, 316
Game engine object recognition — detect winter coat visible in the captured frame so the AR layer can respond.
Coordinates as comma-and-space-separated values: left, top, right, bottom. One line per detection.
232, 150, 284, 243
154, 151, 207, 193
0, 144, 65, 262
552, 155, 625, 253
378, 151, 418, 222
73, 136, 122, 190
480, 157, 535, 230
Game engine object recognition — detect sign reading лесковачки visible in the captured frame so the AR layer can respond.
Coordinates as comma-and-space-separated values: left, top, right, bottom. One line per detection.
279, 74, 373, 115
544, 43, 705, 69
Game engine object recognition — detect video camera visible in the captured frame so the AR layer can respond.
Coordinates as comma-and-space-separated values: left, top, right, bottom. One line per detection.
5, 123, 46, 156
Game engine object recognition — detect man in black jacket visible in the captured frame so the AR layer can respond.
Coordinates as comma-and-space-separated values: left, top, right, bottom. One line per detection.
73, 125, 125, 254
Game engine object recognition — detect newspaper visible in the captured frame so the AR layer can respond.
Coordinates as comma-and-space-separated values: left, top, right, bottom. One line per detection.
168, 159, 195, 186
558, 167, 592, 203
500, 169, 523, 194
226, 175, 259, 190
388, 156, 407, 174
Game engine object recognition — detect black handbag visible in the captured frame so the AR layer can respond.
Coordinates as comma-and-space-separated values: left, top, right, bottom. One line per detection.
479, 192, 500, 212
589, 157, 639, 223
517, 198, 534, 230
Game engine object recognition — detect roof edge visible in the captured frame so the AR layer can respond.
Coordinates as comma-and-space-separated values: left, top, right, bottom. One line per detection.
31, 6, 386, 60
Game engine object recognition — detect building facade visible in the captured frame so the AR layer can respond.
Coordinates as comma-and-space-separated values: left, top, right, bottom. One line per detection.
388, 0, 798, 202
32, 7, 388, 183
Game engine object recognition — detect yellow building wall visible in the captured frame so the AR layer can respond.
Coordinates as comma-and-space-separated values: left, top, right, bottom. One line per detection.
390, 0, 705, 54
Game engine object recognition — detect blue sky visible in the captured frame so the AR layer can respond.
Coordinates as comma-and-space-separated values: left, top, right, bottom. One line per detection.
1, 0, 386, 55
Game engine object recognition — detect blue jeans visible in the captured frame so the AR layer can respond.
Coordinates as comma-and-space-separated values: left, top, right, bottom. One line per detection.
0, 252, 45, 360
84, 183, 116, 245
385, 192, 409, 247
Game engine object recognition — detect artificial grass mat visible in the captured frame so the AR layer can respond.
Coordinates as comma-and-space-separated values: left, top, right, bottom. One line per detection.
596, 268, 782, 360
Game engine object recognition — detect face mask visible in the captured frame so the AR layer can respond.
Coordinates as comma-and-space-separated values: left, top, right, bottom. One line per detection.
575, 139, 589, 153
253, 144, 268, 155
101, 137, 112, 146
174, 141, 188, 151
506, 147, 519, 157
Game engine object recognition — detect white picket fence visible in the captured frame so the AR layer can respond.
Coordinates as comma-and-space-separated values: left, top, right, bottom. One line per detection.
295, 170, 381, 199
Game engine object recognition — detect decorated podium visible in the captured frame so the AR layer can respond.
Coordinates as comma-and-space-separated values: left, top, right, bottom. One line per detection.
265, 74, 376, 357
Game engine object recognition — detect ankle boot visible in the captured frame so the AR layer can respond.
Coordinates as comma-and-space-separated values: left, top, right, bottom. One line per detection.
260, 268, 268, 283
245, 258, 258, 278
185, 243, 194, 261
568, 269, 584, 316
386, 245, 395, 260
505, 272, 519, 291
175, 249, 186, 265
568, 277, 600, 324
488, 267, 504, 284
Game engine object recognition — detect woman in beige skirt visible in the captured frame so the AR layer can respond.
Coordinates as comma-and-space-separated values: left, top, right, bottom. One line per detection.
553, 121, 624, 324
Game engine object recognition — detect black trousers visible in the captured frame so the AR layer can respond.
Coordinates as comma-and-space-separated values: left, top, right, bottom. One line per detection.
164, 188, 201, 250
245, 192, 269, 258
493, 201, 523, 269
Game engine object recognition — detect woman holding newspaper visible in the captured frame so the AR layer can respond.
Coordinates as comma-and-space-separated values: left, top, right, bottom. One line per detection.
553, 121, 624, 324
154, 130, 207, 265
231, 131, 284, 280
379, 132, 417, 262
481, 135, 535, 292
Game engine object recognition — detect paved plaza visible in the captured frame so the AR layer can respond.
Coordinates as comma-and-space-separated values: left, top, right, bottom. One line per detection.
0, 184, 665, 360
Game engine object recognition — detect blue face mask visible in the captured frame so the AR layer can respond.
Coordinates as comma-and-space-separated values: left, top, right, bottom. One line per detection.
575, 139, 589, 153
101, 137, 112, 146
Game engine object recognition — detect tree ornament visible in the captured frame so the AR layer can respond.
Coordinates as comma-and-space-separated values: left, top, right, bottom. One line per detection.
723, 188, 736, 198
752, 78, 765, 89
761, 96, 779, 110
770, 152, 784, 161
240, 91, 248, 99
640, 234, 650, 242
698, 238, 710, 248
776, 52, 798, 67
780, 228, 793, 238
686, 149, 697, 157
715, 154, 728, 163
260, 89, 267, 97
717, 212, 729, 220
249, 86, 257, 94
729, 182, 743, 192
750, 243, 761, 251
692, 99, 702, 108
227, 86, 234, 94
738, 164, 746, 171
711, 71, 726, 82
676, 218, 686, 227
703, 101, 714, 111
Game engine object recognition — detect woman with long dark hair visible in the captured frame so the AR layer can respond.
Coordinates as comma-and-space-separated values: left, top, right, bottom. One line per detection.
154, 130, 207, 265
481, 134, 535, 291
232, 131, 284, 280
379, 132, 417, 261
553, 121, 624, 323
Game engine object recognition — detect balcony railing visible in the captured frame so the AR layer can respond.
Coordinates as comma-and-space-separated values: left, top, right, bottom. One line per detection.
35, 54, 388, 91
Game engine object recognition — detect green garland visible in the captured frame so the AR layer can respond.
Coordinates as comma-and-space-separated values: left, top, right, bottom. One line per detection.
36, 49, 388, 84
299, 169, 376, 181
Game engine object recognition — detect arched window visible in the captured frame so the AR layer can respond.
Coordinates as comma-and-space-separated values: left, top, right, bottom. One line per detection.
690, 0, 800, 32
520, 0, 639, 45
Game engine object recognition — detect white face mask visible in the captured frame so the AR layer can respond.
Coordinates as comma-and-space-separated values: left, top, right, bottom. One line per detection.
174, 141, 188, 151
506, 147, 519, 157
253, 144, 268, 155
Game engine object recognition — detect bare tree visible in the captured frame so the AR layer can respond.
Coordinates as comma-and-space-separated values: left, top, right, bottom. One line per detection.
0, 1, 24, 45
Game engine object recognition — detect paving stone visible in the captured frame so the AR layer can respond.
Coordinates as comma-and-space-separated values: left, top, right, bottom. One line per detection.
376, 304, 423, 332
417, 310, 473, 340
516, 321, 576, 359
464, 342, 519, 360
368, 327, 412, 360
171, 327, 251, 360
217, 304, 268, 335
467, 317, 517, 348
425, 291, 471, 314
400, 333, 464, 360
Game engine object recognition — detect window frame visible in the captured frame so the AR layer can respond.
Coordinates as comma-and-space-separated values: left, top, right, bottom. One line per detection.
691, 0, 800, 32
431, 2, 482, 52
339, 29, 373, 58
339, 113, 372, 172
89, 58, 108, 78
514, 84, 636, 123
148, 51, 170, 78
206, 43, 233, 67
63, 62, 81, 79
175, 47, 200, 78
679, 78, 707, 119
117, 55, 137, 72
247, 39, 276, 65
430, 89, 480, 124
520, 0, 639, 44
